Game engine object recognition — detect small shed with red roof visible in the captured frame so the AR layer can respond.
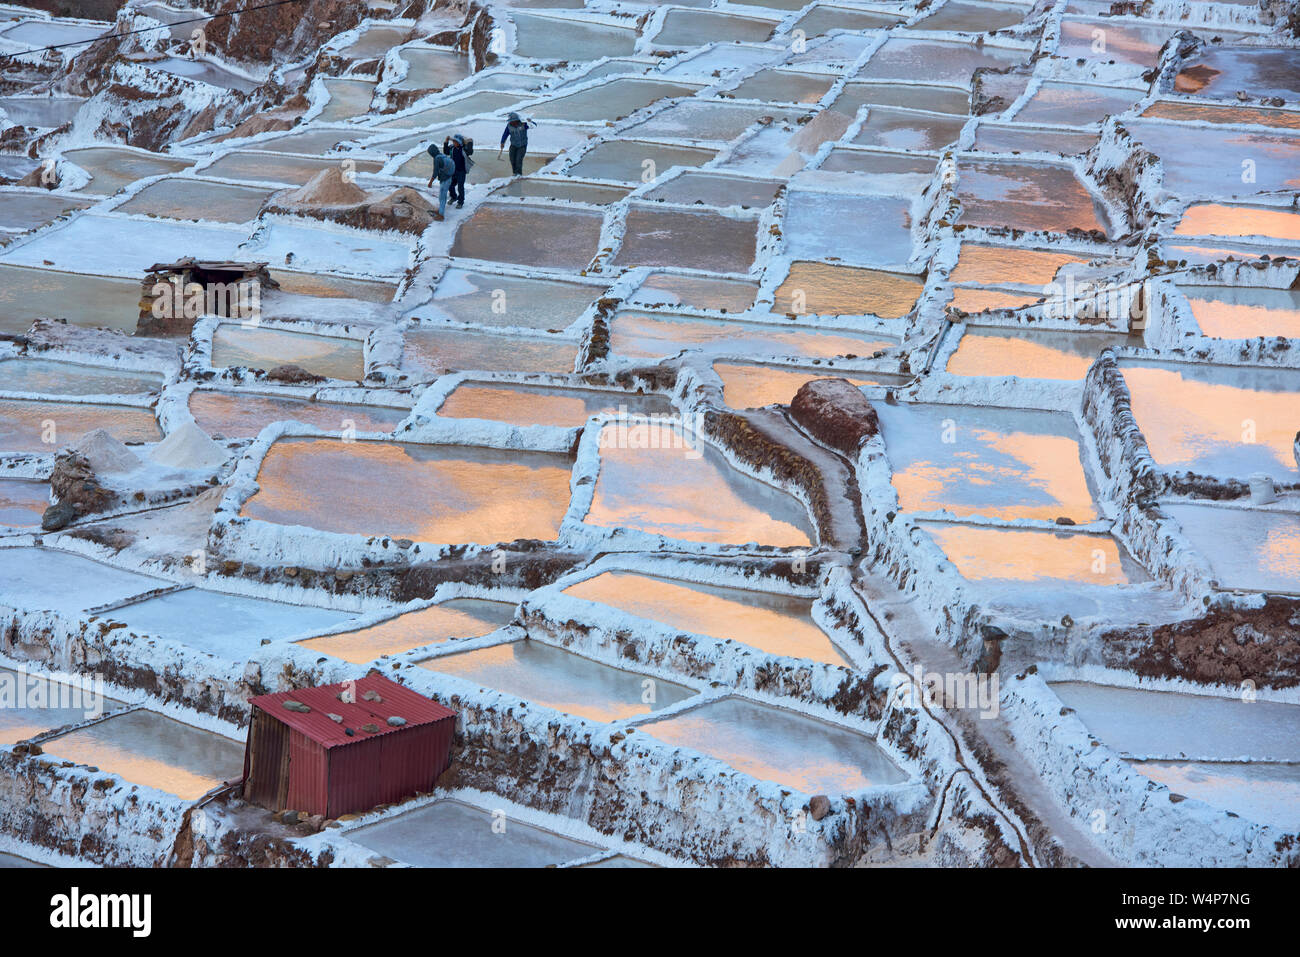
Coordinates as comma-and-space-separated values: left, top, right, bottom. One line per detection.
242, 673, 457, 819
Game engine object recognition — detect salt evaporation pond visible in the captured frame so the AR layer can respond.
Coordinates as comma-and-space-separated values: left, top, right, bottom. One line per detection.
584, 422, 815, 547
654, 9, 776, 46
61, 147, 193, 195
270, 270, 396, 303
630, 273, 758, 312
150, 57, 262, 93
0, 266, 142, 334
1163, 502, 1300, 595
0, 399, 160, 453
832, 82, 969, 117
857, 37, 1026, 84
640, 697, 907, 794
624, 100, 796, 143
957, 161, 1108, 235
105, 588, 354, 658
641, 171, 779, 210
1052, 681, 1300, 828
491, 177, 631, 205
0, 666, 126, 745
609, 311, 895, 362
242, 438, 574, 543
614, 206, 757, 274
0, 95, 83, 128
1179, 286, 1300, 340
1125, 120, 1300, 196
1141, 100, 1300, 131
713, 363, 890, 409
402, 327, 577, 376
450, 204, 602, 271
1174, 47, 1300, 102
0, 190, 90, 232
971, 125, 1098, 156
437, 383, 672, 428
0, 548, 161, 615
392, 47, 470, 91
876, 403, 1100, 522
210, 325, 364, 381
420, 640, 696, 722
1133, 762, 1300, 831
774, 261, 923, 319
419, 269, 598, 331
200, 152, 384, 186
792, 5, 902, 34
946, 328, 1139, 380
298, 598, 517, 663
1120, 361, 1300, 482
1013, 82, 1143, 126
42, 710, 244, 801
916, 0, 1027, 31
348, 800, 601, 868
0, 359, 161, 396
316, 78, 376, 123
783, 191, 913, 267
188, 391, 405, 441
511, 10, 638, 59
853, 107, 965, 152
729, 69, 836, 105
1175, 204, 1300, 242
563, 570, 850, 666
0, 479, 47, 528
525, 78, 701, 122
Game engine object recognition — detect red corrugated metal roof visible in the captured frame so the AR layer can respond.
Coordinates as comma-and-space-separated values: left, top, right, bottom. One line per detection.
248, 674, 455, 750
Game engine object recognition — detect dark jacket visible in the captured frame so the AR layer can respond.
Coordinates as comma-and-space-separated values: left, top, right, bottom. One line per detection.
444, 136, 472, 174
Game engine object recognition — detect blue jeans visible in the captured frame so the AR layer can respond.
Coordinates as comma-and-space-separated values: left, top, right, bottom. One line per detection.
437, 177, 451, 216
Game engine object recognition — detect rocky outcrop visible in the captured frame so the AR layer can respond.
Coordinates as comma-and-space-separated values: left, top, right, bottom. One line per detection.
790, 378, 880, 454
44, 451, 117, 529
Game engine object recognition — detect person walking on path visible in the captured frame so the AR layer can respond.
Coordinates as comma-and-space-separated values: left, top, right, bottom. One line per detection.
498, 112, 534, 176
427, 143, 456, 219
443, 133, 473, 209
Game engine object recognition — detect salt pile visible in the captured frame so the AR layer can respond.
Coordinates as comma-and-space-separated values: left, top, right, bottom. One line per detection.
147, 421, 228, 472
73, 428, 141, 474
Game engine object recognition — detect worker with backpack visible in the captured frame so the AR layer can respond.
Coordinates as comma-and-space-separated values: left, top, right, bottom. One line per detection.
426, 142, 456, 219
443, 133, 473, 210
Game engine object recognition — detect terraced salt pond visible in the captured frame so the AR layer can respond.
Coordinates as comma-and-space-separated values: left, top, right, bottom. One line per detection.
853, 108, 965, 152
653, 9, 776, 46
41, 710, 243, 801
1013, 82, 1143, 126
417, 269, 598, 331
199, 152, 384, 186
420, 640, 696, 723
103, 588, 354, 658
1179, 286, 1300, 340
728, 69, 836, 104
112, 178, 272, 224
642, 172, 780, 209
857, 37, 1026, 84
436, 383, 672, 428
298, 598, 517, 663
511, 10, 638, 59
568, 140, 718, 184
831, 82, 969, 117
946, 328, 1140, 380
1120, 361, 1300, 482
0, 479, 46, 528
922, 523, 1165, 619
774, 262, 923, 319
450, 204, 602, 270
875, 403, 1100, 522
608, 311, 895, 362
1051, 681, 1300, 828
0, 548, 161, 615
1125, 120, 1300, 196
491, 178, 631, 206
624, 100, 796, 143
62, 147, 193, 195
188, 391, 405, 441
210, 325, 364, 381
0, 399, 160, 453
1175, 204, 1300, 242
1164, 503, 1300, 595
957, 161, 1108, 235
242, 438, 574, 543
563, 570, 850, 666
630, 273, 758, 312
347, 800, 602, 868
0, 359, 161, 396
0, 265, 141, 334
0, 190, 90, 232
402, 328, 577, 376
316, 78, 376, 123
524, 78, 698, 124
0, 666, 126, 745
783, 191, 913, 267
584, 423, 815, 547
614, 206, 757, 274
640, 698, 907, 794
